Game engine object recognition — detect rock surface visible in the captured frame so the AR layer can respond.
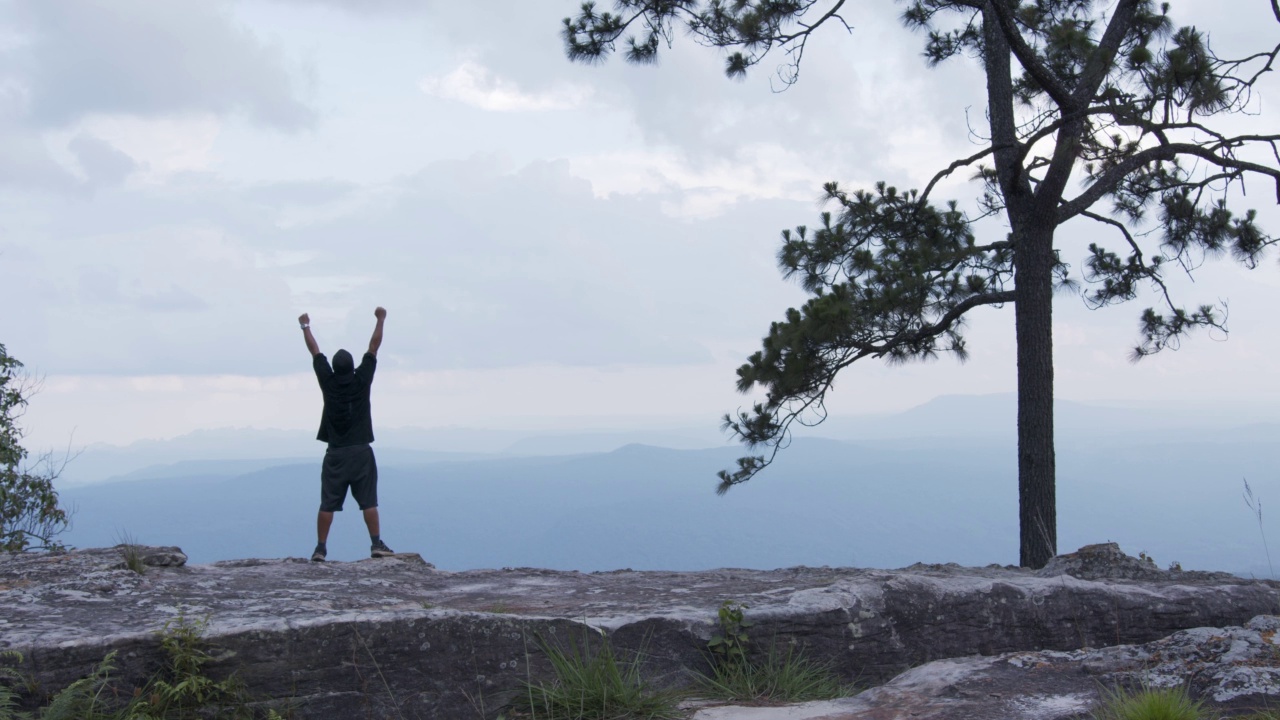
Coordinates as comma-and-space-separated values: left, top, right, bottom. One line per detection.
1035, 542, 1234, 582
1, 545, 1278, 719
692, 614, 1280, 719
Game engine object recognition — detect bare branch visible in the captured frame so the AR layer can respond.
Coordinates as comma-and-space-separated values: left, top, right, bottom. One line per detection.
920, 144, 1007, 203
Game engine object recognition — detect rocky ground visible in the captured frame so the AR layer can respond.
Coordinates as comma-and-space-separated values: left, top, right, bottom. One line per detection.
1, 542, 1278, 718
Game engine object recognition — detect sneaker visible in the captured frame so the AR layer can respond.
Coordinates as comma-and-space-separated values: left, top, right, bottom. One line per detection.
311, 544, 326, 562
370, 540, 395, 558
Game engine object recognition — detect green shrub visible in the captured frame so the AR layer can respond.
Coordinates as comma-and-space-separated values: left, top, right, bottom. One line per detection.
131, 612, 245, 719
706, 602, 751, 672
0, 613, 285, 720
0, 651, 32, 720
31, 651, 121, 720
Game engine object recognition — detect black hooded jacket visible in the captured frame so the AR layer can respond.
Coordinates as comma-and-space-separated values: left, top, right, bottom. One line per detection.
313, 351, 377, 447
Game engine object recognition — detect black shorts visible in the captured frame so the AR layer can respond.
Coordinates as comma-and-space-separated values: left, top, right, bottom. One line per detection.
320, 444, 378, 512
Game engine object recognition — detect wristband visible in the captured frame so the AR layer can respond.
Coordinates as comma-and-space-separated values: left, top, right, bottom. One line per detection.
300, 323, 309, 330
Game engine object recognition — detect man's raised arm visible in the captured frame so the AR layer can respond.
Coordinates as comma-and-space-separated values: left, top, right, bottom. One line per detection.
299, 313, 320, 356
368, 307, 386, 357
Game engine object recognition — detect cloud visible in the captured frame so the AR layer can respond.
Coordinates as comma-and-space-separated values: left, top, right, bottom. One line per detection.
269, 157, 733, 369
2, 219, 296, 376
68, 132, 137, 188
420, 60, 593, 112
72, 114, 223, 180
249, 180, 357, 206
75, 266, 208, 312
0, 153, 813, 376
399, 0, 986, 193
6, 0, 314, 130
568, 144, 839, 218
263, 0, 426, 12
0, 120, 78, 191
0, 115, 221, 193
598, 15, 985, 183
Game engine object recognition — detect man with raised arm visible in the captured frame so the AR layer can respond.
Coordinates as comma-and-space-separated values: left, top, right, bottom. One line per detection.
298, 307, 394, 561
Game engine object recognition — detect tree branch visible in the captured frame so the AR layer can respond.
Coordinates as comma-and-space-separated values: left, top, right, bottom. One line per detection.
864, 289, 1015, 357
920, 144, 1007, 204
983, 1, 1035, 218
1058, 141, 1280, 222
1077, 209, 1179, 312
1037, 2, 1142, 211
1070, 0, 1141, 106
984, 0, 1073, 107
776, 0, 848, 42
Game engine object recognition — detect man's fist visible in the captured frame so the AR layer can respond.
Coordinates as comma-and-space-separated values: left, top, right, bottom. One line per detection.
374, 307, 387, 320
298, 313, 311, 326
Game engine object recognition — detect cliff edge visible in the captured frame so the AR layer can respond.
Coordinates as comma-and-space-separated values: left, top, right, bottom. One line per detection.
1, 543, 1277, 718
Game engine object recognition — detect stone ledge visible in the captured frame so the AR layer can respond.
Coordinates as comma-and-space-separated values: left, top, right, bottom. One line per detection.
1, 545, 1277, 718
693, 615, 1280, 719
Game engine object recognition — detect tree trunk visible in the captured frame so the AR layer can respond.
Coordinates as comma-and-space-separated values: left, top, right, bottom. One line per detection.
1014, 225, 1057, 569
982, 0, 1059, 568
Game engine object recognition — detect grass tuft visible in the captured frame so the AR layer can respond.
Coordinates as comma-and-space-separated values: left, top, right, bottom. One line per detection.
511, 631, 682, 720
1244, 478, 1275, 580
694, 642, 854, 704
1090, 683, 1206, 720
116, 531, 146, 577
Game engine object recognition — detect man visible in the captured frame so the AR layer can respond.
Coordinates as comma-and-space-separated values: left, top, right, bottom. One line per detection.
298, 307, 394, 561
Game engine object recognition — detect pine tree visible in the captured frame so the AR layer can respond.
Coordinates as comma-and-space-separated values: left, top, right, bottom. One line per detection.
562, 0, 1280, 567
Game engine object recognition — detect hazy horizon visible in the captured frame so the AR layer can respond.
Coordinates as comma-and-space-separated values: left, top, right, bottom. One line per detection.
47, 391, 1280, 486
37, 392, 1278, 582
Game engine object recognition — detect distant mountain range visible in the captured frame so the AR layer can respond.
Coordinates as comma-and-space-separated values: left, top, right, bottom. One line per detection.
55, 394, 1280, 578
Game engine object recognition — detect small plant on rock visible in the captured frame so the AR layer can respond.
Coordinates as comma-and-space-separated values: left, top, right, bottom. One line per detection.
117, 532, 146, 577
0, 617, 285, 720
0, 651, 32, 720
1091, 683, 1206, 720
511, 631, 681, 720
696, 642, 853, 704
126, 610, 281, 719
1244, 478, 1275, 580
142, 613, 227, 717
696, 600, 853, 704
707, 601, 751, 672
31, 651, 122, 720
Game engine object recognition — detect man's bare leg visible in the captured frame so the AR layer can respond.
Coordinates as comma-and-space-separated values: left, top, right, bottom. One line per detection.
317, 511, 335, 544
364, 508, 394, 556
362, 507, 380, 537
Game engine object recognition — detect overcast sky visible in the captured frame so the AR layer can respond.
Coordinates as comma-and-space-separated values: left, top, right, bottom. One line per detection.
3, 0, 1279, 450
